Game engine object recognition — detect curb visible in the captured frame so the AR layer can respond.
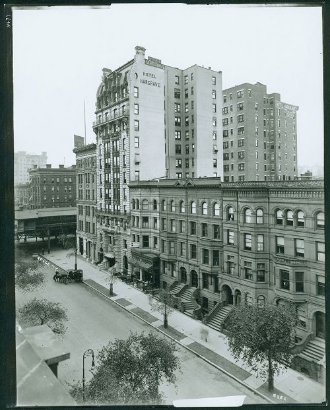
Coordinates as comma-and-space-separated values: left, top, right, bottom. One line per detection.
82, 280, 275, 405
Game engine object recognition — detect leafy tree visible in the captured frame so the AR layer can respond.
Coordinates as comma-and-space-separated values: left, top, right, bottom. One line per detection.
15, 260, 45, 292
151, 287, 176, 328
69, 331, 181, 405
58, 234, 75, 249
18, 298, 68, 336
226, 302, 297, 391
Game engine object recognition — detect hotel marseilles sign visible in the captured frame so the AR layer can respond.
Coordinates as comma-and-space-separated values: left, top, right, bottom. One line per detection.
139, 57, 164, 88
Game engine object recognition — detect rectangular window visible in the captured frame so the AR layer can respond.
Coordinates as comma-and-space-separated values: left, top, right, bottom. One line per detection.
184, 75, 188, 84
238, 163, 245, 171
153, 217, 158, 229
191, 244, 197, 259
170, 219, 176, 232
161, 218, 167, 230
185, 102, 189, 112
176, 159, 182, 168
175, 117, 181, 126
227, 255, 235, 275
257, 234, 264, 251
153, 236, 158, 249
169, 241, 175, 255
175, 75, 180, 84
175, 131, 181, 140
317, 242, 325, 262
174, 103, 181, 113
185, 89, 188, 98
237, 90, 244, 98
174, 88, 180, 99
276, 236, 284, 253
134, 136, 139, 148
134, 87, 139, 97
202, 274, 209, 289
238, 151, 245, 159
185, 117, 189, 126
190, 221, 196, 235
201, 223, 208, 237
142, 236, 149, 248
213, 225, 220, 239
142, 217, 149, 228
134, 171, 140, 181
227, 230, 234, 245
134, 120, 139, 131
212, 103, 217, 113
213, 250, 219, 266
237, 102, 244, 111
244, 261, 253, 280
295, 239, 305, 258
238, 114, 244, 123
317, 276, 325, 296
179, 220, 186, 233
223, 118, 229, 126
134, 103, 139, 115
212, 76, 216, 85
175, 145, 182, 154
295, 272, 304, 292
280, 270, 290, 290
244, 233, 252, 250
202, 249, 209, 265
257, 263, 265, 282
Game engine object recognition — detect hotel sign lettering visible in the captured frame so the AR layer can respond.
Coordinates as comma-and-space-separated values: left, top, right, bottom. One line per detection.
145, 56, 165, 69
140, 71, 161, 88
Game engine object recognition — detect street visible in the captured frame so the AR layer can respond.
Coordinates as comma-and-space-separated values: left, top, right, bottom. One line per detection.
16, 262, 266, 405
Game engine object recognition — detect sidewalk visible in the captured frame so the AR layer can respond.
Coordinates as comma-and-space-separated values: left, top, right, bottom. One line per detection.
43, 249, 326, 405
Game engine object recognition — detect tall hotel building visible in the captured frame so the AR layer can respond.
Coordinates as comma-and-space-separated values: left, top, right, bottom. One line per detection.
222, 82, 298, 182
89, 46, 222, 270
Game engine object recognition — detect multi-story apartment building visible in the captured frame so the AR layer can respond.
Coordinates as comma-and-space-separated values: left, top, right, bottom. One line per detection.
29, 164, 76, 209
129, 178, 325, 380
74, 144, 98, 262
14, 151, 48, 185
222, 83, 298, 182
88, 45, 222, 272
14, 183, 31, 208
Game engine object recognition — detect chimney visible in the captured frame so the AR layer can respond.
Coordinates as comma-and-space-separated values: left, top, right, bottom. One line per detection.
59, 165, 64, 169
135, 45, 146, 56
46, 164, 51, 169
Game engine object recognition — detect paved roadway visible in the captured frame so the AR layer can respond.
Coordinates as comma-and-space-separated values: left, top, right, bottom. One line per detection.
16, 264, 266, 405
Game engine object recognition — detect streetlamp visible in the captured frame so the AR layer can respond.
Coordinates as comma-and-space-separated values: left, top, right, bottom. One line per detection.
74, 247, 77, 270
82, 349, 95, 402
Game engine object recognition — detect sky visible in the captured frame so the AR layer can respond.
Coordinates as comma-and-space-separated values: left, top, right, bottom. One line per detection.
12, 4, 323, 173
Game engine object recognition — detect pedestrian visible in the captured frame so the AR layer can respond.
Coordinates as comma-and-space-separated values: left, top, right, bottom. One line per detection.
200, 326, 209, 342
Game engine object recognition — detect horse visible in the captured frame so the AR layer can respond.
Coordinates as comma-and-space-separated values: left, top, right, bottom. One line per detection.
53, 271, 68, 284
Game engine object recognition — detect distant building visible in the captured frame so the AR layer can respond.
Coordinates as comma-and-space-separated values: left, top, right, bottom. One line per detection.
29, 164, 76, 209
73, 144, 97, 262
222, 83, 298, 182
14, 183, 31, 208
14, 151, 48, 185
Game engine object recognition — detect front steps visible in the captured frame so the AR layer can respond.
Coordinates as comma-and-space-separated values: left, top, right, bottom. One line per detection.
207, 305, 233, 332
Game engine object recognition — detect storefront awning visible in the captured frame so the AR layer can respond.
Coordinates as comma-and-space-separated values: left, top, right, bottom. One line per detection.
104, 253, 115, 259
128, 256, 152, 271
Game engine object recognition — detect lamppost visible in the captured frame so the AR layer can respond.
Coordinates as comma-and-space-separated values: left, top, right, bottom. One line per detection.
74, 247, 77, 270
82, 349, 95, 402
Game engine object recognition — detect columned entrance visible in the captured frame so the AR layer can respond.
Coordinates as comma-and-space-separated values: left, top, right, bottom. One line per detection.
222, 285, 233, 305
315, 311, 325, 339
180, 267, 187, 284
191, 270, 198, 287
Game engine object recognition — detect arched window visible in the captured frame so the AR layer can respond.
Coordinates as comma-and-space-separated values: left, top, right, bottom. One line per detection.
202, 202, 208, 215
276, 209, 283, 225
162, 200, 167, 211
256, 208, 264, 224
244, 208, 252, 223
142, 199, 148, 210
297, 211, 304, 227
245, 293, 253, 306
286, 210, 294, 226
316, 212, 325, 229
136, 199, 140, 210
180, 201, 185, 213
191, 201, 196, 214
132, 199, 135, 210
171, 200, 175, 212
257, 295, 266, 308
227, 206, 234, 221
213, 203, 220, 216
153, 199, 158, 211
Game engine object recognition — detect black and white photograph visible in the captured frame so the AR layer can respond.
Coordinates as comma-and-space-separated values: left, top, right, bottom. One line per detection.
9, 3, 325, 407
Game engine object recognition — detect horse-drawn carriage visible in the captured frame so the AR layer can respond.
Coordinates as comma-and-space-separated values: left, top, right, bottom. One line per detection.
53, 269, 83, 284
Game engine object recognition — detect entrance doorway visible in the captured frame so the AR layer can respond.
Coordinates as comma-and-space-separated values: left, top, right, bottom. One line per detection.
315, 311, 325, 339
79, 237, 83, 255
222, 285, 233, 305
180, 267, 187, 284
191, 270, 198, 287
234, 289, 242, 306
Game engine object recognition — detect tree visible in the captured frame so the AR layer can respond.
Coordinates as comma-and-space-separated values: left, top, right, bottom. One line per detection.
18, 298, 68, 336
69, 331, 181, 405
58, 233, 75, 249
226, 302, 297, 391
151, 287, 176, 328
15, 260, 45, 292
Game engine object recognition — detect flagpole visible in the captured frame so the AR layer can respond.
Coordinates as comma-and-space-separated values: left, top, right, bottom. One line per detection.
84, 101, 87, 145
